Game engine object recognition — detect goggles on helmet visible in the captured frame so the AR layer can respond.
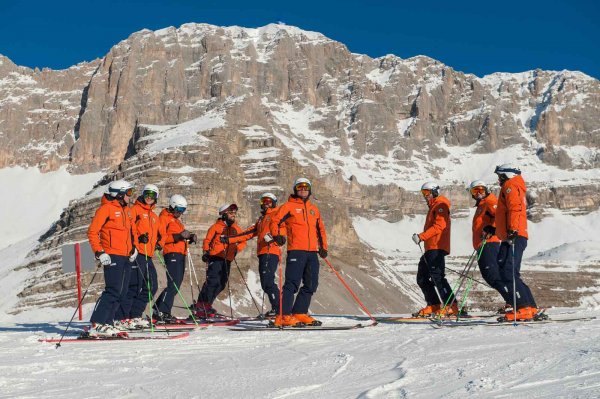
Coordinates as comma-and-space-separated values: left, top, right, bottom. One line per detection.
173, 206, 186, 214
143, 190, 157, 199
470, 186, 486, 196
295, 183, 311, 191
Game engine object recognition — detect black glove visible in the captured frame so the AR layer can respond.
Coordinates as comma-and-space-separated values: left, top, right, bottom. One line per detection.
156, 243, 162, 252
507, 230, 518, 240
180, 230, 192, 239
318, 248, 328, 259
138, 233, 149, 244
483, 225, 496, 237
173, 233, 183, 243
220, 235, 229, 244
201, 252, 209, 263
188, 233, 198, 244
273, 235, 286, 246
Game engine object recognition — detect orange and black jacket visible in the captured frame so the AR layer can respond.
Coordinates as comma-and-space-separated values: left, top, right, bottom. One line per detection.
418, 195, 451, 254
228, 207, 286, 258
472, 193, 501, 249
203, 219, 247, 261
131, 197, 165, 256
269, 195, 327, 252
496, 175, 529, 241
88, 196, 138, 257
158, 208, 188, 255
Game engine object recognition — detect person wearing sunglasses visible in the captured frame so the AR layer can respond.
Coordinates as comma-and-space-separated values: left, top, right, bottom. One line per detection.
221, 193, 284, 318
468, 180, 509, 310
115, 184, 165, 329
194, 203, 247, 318
269, 177, 328, 327
411, 182, 456, 317
493, 164, 538, 321
87, 180, 139, 337
155, 194, 197, 322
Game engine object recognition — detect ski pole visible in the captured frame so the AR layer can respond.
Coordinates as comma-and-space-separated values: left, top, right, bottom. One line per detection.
188, 247, 202, 294
511, 240, 517, 325
144, 244, 154, 333
226, 261, 234, 320
56, 263, 102, 349
278, 254, 283, 329
233, 258, 262, 315
322, 257, 377, 325
155, 251, 199, 325
445, 267, 492, 288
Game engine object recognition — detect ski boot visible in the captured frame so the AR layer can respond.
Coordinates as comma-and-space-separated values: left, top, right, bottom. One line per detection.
293, 313, 322, 326
497, 306, 539, 322
86, 323, 127, 338
193, 302, 217, 319
435, 303, 459, 317
412, 304, 441, 318
263, 309, 278, 319
154, 312, 178, 324
272, 314, 305, 328
497, 303, 513, 314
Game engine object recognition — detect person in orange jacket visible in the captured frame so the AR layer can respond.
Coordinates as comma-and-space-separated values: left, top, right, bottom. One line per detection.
155, 194, 197, 322
468, 180, 510, 307
269, 178, 328, 327
411, 182, 456, 317
223, 193, 285, 318
118, 184, 165, 329
493, 164, 538, 321
195, 203, 247, 318
87, 180, 139, 337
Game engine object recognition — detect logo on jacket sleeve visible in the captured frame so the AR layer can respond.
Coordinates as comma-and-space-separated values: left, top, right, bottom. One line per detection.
310, 210, 315, 216
506, 188, 512, 194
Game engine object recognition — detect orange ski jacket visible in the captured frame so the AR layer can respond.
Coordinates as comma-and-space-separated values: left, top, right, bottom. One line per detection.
496, 175, 529, 240
131, 198, 165, 256
88, 196, 138, 256
228, 207, 286, 258
203, 219, 247, 261
419, 195, 451, 253
472, 193, 501, 249
159, 208, 188, 255
269, 195, 327, 252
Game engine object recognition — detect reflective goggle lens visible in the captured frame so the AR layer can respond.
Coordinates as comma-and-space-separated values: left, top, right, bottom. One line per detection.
174, 206, 186, 213
143, 191, 157, 199
125, 188, 134, 196
421, 189, 432, 196
470, 187, 485, 195
295, 183, 310, 191
260, 197, 273, 205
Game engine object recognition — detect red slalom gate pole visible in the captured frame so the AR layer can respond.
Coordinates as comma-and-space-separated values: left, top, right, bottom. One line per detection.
323, 258, 378, 325
74, 243, 83, 321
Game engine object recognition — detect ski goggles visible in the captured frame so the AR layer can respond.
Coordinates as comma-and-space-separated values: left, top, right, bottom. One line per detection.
123, 188, 134, 197
470, 187, 486, 196
295, 183, 311, 191
143, 191, 157, 199
173, 206, 186, 214
420, 189, 432, 197
260, 197, 274, 206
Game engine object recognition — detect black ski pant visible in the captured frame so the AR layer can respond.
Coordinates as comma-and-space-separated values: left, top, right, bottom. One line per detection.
156, 252, 185, 315
258, 253, 280, 312
198, 256, 231, 305
416, 249, 453, 306
122, 254, 158, 318
477, 242, 510, 303
282, 250, 319, 315
90, 255, 131, 325
497, 237, 537, 309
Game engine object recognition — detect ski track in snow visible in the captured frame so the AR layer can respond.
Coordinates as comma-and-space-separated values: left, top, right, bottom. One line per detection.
1, 312, 599, 398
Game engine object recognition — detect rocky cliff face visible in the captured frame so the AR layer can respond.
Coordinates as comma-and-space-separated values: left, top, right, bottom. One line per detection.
3, 23, 600, 314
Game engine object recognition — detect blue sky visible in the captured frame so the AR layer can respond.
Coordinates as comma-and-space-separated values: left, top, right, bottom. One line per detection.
1, 0, 598, 78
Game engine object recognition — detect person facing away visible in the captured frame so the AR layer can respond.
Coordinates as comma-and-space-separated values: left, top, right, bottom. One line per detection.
195, 203, 246, 318
411, 182, 456, 317
493, 163, 538, 321
87, 180, 139, 337
269, 177, 328, 327
224, 193, 285, 318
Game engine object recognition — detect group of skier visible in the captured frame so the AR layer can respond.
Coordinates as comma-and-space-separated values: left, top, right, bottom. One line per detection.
87, 177, 328, 336
86, 162, 539, 336
411, 163, 538, 322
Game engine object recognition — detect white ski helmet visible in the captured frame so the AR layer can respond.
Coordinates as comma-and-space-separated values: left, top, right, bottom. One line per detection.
107, 180, 134, 198
142, 184, 159, 200
260, 192, 278, 206
421, 181, 440, 197
169, 194, 187, 213
468, 180, 489, 195
494, 163, 521, 179
293, 177, 312, 193
218, 203, 238, 215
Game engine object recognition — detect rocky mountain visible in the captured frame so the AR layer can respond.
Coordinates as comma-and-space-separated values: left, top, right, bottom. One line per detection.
2, 23, 600, 315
